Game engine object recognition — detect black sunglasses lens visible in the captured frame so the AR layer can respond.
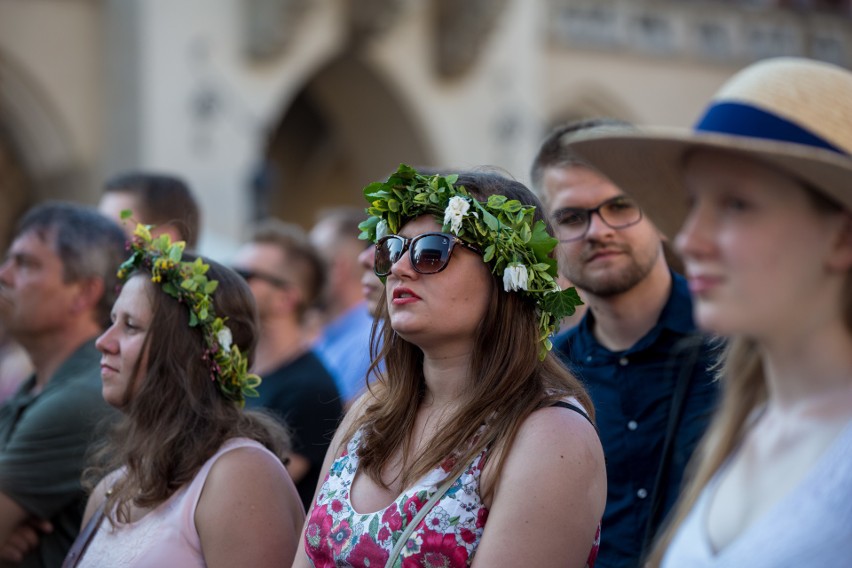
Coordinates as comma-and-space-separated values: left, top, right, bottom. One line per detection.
411, 234, 452, 274
375, 237, 404, 276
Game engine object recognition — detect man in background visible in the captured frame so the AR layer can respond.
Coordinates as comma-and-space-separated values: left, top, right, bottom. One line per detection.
98, 172, 201, 248
232, 219, 343, 509
358, 243, 383, 318
0, 203, 124, 567
531, 119, 719, 567
309, 207, 374, 405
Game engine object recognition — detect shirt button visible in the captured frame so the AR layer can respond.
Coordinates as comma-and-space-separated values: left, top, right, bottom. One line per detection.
619, 357, 629, 366
627, 420, 638, 431
637, 488, 648, 499
586, 355, 592, 362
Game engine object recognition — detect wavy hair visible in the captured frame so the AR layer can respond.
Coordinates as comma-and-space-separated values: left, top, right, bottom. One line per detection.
343, 170, 593, 495
83, 256, 290, 524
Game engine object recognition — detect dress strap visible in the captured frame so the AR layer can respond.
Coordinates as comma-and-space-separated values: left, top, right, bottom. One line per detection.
550, 400, 597, 432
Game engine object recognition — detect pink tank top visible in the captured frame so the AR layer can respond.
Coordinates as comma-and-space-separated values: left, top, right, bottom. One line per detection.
78, 438, 279, 568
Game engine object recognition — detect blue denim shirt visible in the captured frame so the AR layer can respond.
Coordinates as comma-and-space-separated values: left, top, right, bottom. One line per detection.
555, 272, 719, 568
313, 302, 375, 403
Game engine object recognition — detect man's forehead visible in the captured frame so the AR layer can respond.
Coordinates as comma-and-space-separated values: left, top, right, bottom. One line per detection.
10, 227, 57, 255
543, 168, 627, 211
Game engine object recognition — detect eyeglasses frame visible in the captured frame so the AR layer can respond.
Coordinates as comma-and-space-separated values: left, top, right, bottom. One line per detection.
552, 194, 644, 243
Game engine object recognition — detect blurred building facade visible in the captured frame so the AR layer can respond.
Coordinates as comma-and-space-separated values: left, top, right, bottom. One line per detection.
1, 0, 850, 257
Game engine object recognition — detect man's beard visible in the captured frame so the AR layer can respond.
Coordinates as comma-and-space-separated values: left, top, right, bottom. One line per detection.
564, 242, 659, 298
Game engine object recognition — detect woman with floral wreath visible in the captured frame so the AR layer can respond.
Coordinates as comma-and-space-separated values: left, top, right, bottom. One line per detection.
70, 225, 304, 567
293, 167, 606, 568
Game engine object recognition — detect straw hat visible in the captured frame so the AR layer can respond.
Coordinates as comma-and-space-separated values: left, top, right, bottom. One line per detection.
563, 57, 852, 239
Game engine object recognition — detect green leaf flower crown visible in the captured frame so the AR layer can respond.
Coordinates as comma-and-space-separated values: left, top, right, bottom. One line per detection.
116, 219, 261, 406
358, 164, 583, 358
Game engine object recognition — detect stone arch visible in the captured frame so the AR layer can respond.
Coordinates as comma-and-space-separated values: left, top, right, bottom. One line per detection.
258, 53, 433, 228
0, 52, 82, 251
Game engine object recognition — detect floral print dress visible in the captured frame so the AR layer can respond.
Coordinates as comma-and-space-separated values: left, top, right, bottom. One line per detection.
304, 428, 600, 567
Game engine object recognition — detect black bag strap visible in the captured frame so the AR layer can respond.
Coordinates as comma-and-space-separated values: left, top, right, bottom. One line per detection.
61, 502, 105, 568
640, 334, 706, 558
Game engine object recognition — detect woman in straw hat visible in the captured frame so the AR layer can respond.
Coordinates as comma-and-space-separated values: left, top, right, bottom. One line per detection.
564, 57, 852, 566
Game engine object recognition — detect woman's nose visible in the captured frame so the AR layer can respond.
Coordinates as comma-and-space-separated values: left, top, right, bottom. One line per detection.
389, 244, 416, 278
95, 325, 118, 354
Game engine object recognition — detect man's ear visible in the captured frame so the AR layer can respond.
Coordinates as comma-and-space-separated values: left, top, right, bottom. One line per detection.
279, 286, 304, 316
153, 224, 185, 246
71, 277, 106, 316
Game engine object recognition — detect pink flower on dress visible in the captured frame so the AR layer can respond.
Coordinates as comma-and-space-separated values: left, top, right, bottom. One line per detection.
305, 505, 334, 550
401, 529, 469, 568
459, 527, 477, 544
402, 492, 427, 524
348, 534, 390, 567
475, 507, 489, 529
382, 505, 403, 532
439, 455, 457, 472
331, 499, 344, 513
304, 505, 336, 567
329, 520, 355, 556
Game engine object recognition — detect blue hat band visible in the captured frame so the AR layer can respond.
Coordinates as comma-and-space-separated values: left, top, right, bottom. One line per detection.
695, 101, 847, 157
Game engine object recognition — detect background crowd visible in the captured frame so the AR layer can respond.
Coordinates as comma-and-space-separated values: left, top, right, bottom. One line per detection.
0, 54, 850, 568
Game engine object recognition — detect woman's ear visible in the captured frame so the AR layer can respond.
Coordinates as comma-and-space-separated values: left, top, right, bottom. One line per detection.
827, 212, 852, 272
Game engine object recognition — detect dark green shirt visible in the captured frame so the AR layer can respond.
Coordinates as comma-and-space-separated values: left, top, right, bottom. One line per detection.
0, 340, 116, 568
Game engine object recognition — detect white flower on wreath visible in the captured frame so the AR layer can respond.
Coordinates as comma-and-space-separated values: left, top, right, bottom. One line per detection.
503, 263, 529, 292
217, 327, 233, 352
376, 219, 389, 240
443, 196, 470, 235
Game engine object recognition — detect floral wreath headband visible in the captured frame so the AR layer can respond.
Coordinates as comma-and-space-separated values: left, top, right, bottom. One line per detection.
116, 217, 261, 406
358, 164, 583, 358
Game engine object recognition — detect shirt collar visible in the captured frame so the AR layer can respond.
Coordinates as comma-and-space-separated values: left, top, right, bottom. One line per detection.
572, 270, 696, 355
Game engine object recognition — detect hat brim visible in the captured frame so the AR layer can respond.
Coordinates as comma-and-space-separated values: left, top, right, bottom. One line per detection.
568, 128, 852, 239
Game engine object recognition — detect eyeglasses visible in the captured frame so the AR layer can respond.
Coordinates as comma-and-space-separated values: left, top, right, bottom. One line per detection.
374, 232, 482, 277
233, 267, 290, 289
551, 195, 643, 242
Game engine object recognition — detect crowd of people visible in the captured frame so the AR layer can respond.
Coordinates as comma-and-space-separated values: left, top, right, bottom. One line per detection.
0, 54, 849, 568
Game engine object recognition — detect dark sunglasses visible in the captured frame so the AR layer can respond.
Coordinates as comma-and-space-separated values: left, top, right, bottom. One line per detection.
233, 268, 290, 289
374, 232, 482, 277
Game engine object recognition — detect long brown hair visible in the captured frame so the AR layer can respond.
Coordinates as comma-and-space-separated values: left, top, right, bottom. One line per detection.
83, 256, 290, 523
344, 171, 593, 494
645, 184, 852, 567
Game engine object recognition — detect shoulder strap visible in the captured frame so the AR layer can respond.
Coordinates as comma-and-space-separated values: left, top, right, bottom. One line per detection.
61, 502, 105, 568
384, 473, 459, 568
550, 400, 598, 434
640, 334, 706, 558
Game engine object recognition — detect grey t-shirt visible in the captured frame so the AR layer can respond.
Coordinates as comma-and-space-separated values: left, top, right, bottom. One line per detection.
0, 340, 116, 568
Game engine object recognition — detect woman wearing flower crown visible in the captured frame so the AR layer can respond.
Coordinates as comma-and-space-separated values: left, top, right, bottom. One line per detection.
292, 167, 606, 568
69, 228, 304, 567
562, 57, 852, 566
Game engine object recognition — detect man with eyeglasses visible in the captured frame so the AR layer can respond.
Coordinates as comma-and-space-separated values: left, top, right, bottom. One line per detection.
531, 118, 719, 568
231, 219, 343, 511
